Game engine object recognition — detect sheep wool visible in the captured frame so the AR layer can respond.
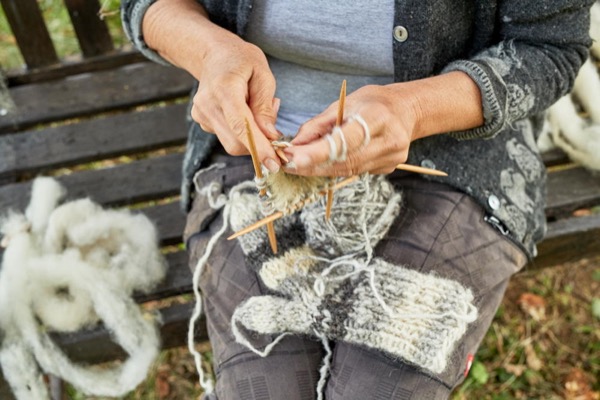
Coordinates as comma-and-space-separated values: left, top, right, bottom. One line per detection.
0, 177, 167, 400
539, 5, 600, 172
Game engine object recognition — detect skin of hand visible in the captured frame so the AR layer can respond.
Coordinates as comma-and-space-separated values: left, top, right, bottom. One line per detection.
284, 71, 485, 177
142, 0, 282, 172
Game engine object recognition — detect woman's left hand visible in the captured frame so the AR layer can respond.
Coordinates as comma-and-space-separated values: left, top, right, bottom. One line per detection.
283, 72, 485, 176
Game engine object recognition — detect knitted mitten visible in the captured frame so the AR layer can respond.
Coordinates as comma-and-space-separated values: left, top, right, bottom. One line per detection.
232, 245, 477, 375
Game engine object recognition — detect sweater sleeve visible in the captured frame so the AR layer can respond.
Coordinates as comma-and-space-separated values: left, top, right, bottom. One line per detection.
120, 0, 172, 66
443, 0, 594, 140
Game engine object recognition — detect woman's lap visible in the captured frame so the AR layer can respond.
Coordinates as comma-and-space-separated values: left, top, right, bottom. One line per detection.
185, 156, 527, 400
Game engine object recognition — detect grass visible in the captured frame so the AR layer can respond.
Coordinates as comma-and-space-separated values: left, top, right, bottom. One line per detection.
1, 1, 598, 399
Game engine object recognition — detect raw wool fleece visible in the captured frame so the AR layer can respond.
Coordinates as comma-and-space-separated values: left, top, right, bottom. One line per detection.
538, 1, 600, 171
227, 174, 477, 378
0, 177, 166, 400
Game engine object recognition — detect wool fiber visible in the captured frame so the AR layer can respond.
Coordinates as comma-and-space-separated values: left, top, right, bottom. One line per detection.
0, 177, 166, 400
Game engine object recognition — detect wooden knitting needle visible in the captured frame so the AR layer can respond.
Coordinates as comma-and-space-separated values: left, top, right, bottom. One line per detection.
228, 175, 359, 241
245, 119, 278, 254
325, 79, 347, 220
395, 164, 448, 177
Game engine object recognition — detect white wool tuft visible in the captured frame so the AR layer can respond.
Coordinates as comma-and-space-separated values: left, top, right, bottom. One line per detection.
541, 19, 600, 172
0, 177, 166, 399
25, 177, 66, 235
590, 2, 600, 59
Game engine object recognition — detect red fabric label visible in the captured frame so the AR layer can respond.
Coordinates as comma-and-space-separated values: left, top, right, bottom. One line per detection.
464, 354, 475, 377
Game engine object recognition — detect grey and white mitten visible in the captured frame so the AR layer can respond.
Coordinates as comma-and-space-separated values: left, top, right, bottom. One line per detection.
232, 245, 477, 375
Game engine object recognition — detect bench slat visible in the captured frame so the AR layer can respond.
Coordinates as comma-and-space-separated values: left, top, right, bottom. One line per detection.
64, 0, 114, 58
0, 63, 194, 134
0, 103, 188, 182
0, 153, 183, 211
143, 202, 186, 246
135, 251, 192, 303
50, 302, 206, 364
546, 166, 600, 218
531, 214, 600, 269
0, 0, 58, 68
6, 51, 146, 86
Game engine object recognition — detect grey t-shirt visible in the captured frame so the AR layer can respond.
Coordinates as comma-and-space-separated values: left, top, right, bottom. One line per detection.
244, 0, 395, 135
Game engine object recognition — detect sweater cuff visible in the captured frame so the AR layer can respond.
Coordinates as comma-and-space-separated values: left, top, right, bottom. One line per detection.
121, 0, 172, 66
441, 60, 507, 140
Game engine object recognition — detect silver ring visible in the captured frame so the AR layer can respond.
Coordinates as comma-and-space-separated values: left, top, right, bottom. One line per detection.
349, 114, 370, 147
325, 134, 337, 163
332, 126, 347, 161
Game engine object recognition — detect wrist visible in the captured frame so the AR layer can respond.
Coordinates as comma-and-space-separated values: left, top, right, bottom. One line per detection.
403, 72, 484, 141
142, 0, 234, 78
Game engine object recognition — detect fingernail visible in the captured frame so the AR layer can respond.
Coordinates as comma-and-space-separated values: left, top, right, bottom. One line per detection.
265, 123, 279, 139
264, 158, 280, 173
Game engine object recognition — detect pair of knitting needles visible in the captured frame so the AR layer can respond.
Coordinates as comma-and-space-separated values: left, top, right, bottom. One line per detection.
229, 82, 447, 252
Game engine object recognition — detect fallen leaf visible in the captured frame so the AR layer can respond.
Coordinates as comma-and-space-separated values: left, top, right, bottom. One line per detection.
504, 364, 527, 377
155, 369, 171, 399
524, 343, 542, 371
518, 292, 547, 321
564, 368, 600, 400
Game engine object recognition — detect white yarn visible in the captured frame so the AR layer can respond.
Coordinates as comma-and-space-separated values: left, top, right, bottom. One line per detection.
187, 180, 259, 395
0, 177, 165, 399
348, 114, 371, 147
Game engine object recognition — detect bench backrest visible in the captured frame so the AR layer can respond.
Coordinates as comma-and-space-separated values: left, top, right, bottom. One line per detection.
0, 0, 201, 372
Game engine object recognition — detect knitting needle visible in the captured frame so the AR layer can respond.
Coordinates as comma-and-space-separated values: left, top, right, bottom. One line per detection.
245, 119, 278, 254
326, 79, 347, 220
395, 164, 448, 176
228, 175, 359, 241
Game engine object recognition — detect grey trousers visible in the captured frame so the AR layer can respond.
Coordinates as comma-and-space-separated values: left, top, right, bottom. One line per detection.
184, 154, 528, 400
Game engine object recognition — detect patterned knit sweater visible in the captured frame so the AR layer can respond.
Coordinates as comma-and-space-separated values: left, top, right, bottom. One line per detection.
121, 0, 594, 258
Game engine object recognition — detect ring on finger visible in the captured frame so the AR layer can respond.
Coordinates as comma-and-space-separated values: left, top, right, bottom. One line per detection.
332, 126, 348, 161
349, 113, 370, 147
325, 134, 338, 163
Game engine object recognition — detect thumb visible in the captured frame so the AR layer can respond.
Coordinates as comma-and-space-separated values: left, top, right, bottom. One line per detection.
233, 295, 313, 336
248, 70, 280, 141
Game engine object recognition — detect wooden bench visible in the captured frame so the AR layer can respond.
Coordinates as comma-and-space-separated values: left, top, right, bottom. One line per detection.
0, 0, 599, 398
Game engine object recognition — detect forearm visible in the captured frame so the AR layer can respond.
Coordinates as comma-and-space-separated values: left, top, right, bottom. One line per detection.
400, 71, 484, 141
142, 0, 240, 79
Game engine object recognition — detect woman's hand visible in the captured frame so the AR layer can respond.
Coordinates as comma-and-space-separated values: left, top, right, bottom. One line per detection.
190, 35, 281, 171
284, 72, 485, 176
143, 0, 281, 172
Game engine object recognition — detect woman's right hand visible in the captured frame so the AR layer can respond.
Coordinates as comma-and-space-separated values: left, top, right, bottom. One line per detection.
143, 0, 281, 172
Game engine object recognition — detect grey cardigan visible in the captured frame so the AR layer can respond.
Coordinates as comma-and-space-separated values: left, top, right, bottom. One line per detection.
121, 0, 594, 257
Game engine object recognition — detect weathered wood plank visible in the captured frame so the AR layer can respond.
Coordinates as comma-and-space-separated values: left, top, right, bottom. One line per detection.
530, 214, 600, 269
6, 51, 146, 86
0, 153, 183, 212
135, 251, 192, 303
546, 167, 600, 218
64, 0, 114, 57
0, 103, 188, 181
51, 302, 205, 364
0, 0, 59, 68
0, 63, 194, 134
142, 202, 186, 246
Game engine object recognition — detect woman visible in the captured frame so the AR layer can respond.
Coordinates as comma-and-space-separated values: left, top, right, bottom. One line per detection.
121, 1, 593, 399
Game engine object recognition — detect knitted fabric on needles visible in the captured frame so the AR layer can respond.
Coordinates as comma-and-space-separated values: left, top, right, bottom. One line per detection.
0, 177, 166, 400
